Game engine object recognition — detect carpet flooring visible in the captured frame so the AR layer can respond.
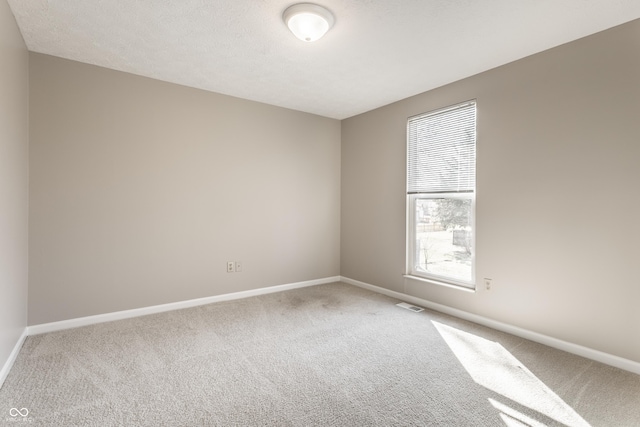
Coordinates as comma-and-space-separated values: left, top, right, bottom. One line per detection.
1, 282, 639, 426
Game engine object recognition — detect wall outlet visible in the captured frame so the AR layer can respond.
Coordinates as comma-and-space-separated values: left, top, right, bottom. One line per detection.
227, 261, 235, 273
235, 262, 242, 272
484, 278, 492, 290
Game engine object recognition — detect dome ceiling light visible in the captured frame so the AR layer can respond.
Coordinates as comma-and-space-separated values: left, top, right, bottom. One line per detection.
283, 3, 335, 42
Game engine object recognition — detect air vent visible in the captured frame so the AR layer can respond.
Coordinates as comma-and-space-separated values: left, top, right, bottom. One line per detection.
396, 302, 424, 312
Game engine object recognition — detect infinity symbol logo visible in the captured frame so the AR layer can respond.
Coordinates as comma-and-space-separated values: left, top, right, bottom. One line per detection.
9, 408, 29, 417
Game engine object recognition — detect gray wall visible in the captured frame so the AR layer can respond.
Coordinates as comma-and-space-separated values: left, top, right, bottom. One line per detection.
29, 53, 341, 325
341, 20, 640, 363
0, 0, 29, 369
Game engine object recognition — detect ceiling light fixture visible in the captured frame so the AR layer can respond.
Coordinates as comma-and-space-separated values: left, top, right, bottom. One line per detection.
283, 3, 335, 42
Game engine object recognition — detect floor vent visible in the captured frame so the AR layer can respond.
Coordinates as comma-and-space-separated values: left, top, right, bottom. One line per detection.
396, 302, 424, 313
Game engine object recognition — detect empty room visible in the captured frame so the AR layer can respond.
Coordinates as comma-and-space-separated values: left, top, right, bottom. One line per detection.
1, 0, 640, 425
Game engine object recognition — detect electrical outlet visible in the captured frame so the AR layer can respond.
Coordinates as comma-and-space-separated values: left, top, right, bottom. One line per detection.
484, 278, 492, 290
227, 261, 235, 273
235, 262, 242, 272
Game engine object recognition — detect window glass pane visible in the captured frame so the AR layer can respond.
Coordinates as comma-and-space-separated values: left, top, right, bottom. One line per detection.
414, 198, 472, 282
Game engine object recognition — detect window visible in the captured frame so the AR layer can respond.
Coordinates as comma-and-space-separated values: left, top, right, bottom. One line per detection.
407, 101, 476, 289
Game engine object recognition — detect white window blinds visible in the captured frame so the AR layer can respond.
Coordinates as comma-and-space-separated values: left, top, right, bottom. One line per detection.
407, 101, 476, 194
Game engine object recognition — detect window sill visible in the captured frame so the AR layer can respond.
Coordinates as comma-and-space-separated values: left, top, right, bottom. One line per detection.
403, 275, 476, 293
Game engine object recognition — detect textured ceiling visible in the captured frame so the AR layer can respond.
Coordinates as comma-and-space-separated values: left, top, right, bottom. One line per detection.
8, 0, 640, 119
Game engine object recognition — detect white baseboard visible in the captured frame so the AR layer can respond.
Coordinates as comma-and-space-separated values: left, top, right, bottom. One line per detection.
16, 275, 640, 378
0, 328, 28, 389
340, 276, 640, 376
28, 276, 340, 336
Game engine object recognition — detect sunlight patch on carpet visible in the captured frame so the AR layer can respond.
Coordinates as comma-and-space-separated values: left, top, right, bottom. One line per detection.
489, 397, 549, 427
432, 321, 591, 427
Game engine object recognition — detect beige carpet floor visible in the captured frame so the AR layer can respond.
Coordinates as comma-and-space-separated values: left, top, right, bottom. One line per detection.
1, 282, 639, 426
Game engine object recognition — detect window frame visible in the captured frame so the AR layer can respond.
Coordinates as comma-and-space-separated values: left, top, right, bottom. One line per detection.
405, 100, 477, 290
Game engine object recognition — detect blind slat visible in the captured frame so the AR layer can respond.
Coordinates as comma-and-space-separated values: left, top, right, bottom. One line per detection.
407, 101, 476, 194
